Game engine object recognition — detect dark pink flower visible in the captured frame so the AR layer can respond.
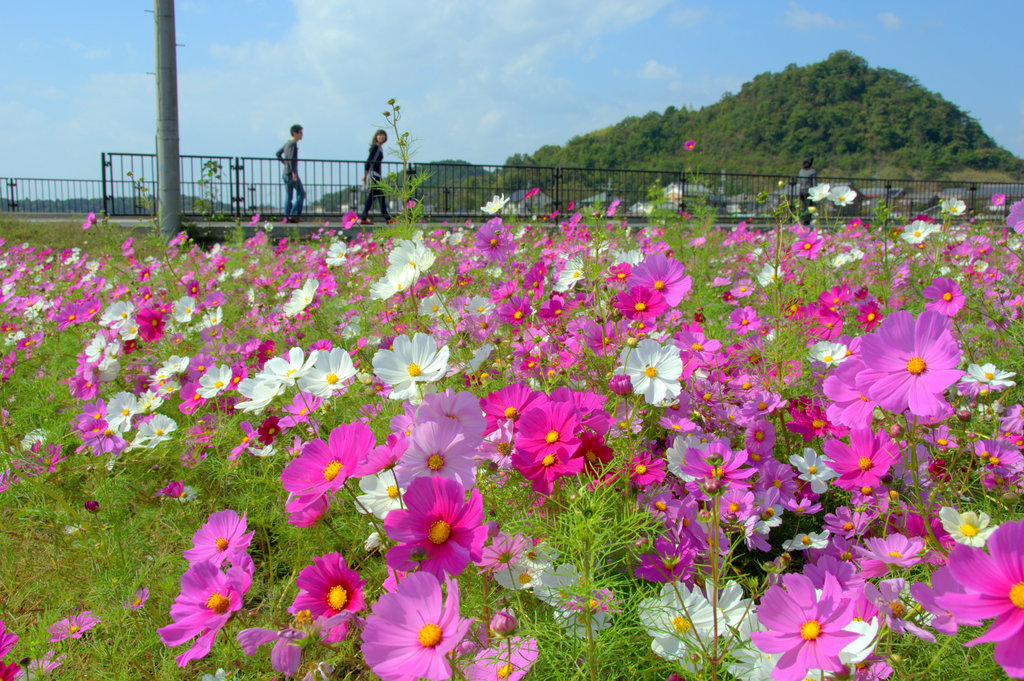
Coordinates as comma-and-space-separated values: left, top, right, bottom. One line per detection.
823, 428, 899, 493
281, 422, 374, 513
384, 476, 487, 578
288, 553, 365, 638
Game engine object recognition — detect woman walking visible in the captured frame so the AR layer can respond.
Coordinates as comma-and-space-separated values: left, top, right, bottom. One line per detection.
360, 129, 393, 225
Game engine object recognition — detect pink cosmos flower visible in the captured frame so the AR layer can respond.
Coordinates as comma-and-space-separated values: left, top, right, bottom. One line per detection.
727, 305, 760, 335
157, 560, 252, 667
288, 553, 365, 639
629, 253, 691, 307
47, 611, 100, 642
480, 383, 546, 435
464, 637, 539, 681
0, 620, 18, 658
395, 419, 478, 488
281, 422, 374, 513
384, 476, 487, 578
823, 428, 899, 493
361, 572, 473, 681
496, 295, 532, 326
125, 587, 150, 611
750, 572, 858, 681
937, 519, 1024, 677
858, 310, 963, 417
855, 534, 925, 578
922, 277, 966, 317
679, 439, 755, 493
512, 401, 584, 494
81, 212, 97, 230
823, 359, 876, 429
1008, 198, 1024, 233
135, 307, 165, 342
683, 140, 696, 150
992, 193, 1007, 206
614, 286, 668, 320
182, 509, 254, 567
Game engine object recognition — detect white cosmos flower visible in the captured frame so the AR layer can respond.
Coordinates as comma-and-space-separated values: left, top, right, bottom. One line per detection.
106, 391, 139, 433
257, 347, 319, 387
639, 581, 720, 673
788, 448, 837, 494
353, 470, 405, 520
234, 377, 286, 413
283, 278, 319, 317
961, 363, 1016, 388
620, 339, 683, 405
325, 241, 347, 266
385, 240, 436, 289
808, 341, 848, 368
783, 530, 830, 551
941, 198, 967, 216
297, 348, 356, 398
481, 194, 510, 214
371, 332, 450, 400
369, 275, 405, 301
938, 507, 998, 547
829, 186, 857, 206
901, 220, 941, 244
807, 183, 831, 202
554, 256, 586, 292
756, 263, 781, 287
131, 414, 177, 449
172, 296, 197, 324
493, 544, 556, 592
196, 364, 233, 399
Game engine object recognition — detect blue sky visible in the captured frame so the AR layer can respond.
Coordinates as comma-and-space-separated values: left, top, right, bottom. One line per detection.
2, 0, 1023, 179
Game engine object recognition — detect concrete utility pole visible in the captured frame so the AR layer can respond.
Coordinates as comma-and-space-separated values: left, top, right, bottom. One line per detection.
154, 0, 182, 241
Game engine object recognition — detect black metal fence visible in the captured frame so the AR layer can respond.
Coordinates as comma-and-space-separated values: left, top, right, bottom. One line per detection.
3, 153, 1023, 225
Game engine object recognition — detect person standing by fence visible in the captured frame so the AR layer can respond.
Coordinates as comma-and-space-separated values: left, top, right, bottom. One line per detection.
276, 124, 304, 224
797, 155, 817, 226
360, 129, 393, 225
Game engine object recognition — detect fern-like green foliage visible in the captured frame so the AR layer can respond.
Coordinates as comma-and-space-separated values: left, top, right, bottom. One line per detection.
511, 51, 1024, 179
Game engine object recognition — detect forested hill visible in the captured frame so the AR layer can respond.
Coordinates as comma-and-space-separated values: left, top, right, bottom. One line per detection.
506, 51, 1024, 179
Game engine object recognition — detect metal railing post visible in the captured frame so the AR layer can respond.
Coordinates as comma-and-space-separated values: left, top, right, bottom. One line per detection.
231, 157, 242, 218
5, 178, 17, 212
552, 167, 562, 216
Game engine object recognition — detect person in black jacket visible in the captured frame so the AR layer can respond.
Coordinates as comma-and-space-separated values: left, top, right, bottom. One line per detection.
360, 129, 393, 225
797, 156, 817, 226
276, 124, 304, 223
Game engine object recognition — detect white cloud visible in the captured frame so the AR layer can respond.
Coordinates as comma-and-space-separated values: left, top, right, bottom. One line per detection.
783, 2, 842, 31
878, 11, 902, 30
668, 7, 709, 29
638, 60, 679, 81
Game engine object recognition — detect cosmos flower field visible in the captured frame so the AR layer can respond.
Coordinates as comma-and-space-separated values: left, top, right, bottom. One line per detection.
2, 192, 1024, 681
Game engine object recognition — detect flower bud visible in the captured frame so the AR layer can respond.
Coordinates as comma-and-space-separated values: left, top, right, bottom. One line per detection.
489, 610, 518, 637
956, 408, 972, 422
887, 424, 902, 438
364, 531, 383, 552
409, 546, 430, 562
84, 500, 100, 513
625, 336, 638, 348
608, 374, 633, 395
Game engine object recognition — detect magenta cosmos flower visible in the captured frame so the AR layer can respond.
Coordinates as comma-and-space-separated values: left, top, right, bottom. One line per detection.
288, 552, 365, 639
614, 286, 668, 321
937, 519, 1024, 677
750, 572, 858, 681
47, 611, 100, 642
157, 561, 252, 667
362, 572, 473, 681
512, 401, 584, 494
823, 427, 899, 494
855, 533, 925, 578
922, 277, 966, 317
281, 422, 374, 513
630, 252, 691, 307
182, 509, 254, 567
858, 310, 963, 417
384, 476, 487, 578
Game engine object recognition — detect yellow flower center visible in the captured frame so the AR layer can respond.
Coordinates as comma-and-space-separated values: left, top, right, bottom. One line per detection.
418, 622, 443, 647
960, 522, 979, 537
808, 465, 818, 474
754, 431, 765, 441
69, 624, 81, 633
325, 372, 338, 384
644, 366, 658, 378
635, 464, 648, 475
906, 357, 926, 375
672, 616, 692, 633
812, 419, 825, 429
518, 573, 532, 584
497, 663, 513, 679
800, 620, 822, 640
823, 355, 833, 363
206, 593, 231, 615
942, 292, 953, 301
1010, 583, 1024, 608
654, 501, 667, 511
541, 454, 556, 466
504, 407, 519, 419
427, 454, 445, 470
985, 372, 995, 380
545, 430, 559, 444
513, 311, 524, 320
692, 343, 703, 351
429, 520, 451, 545
323, 460, 343, 481
215, 537, 229, 551
635, 301, 647, 311
408, 363, 422, 377
654, 280, 665, 290
387, 485, 400, 499
728, 502, 740, 513
328, 585, 349, 611
843, 522, 854, 531
857, 457, 872, 471
801, 535, 812, 545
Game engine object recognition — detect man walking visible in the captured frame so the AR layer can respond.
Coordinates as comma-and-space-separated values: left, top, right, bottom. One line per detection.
276, 124, 304, 223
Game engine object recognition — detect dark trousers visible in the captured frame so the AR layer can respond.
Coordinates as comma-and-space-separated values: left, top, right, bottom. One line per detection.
361, 185, 390, 220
